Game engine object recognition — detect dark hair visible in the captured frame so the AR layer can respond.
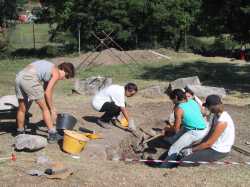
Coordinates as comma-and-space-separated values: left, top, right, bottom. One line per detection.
169, 89, 186, 101
125, 83, 138, 92
164, 83, 173, 96
209, 104, 224, 113
58, 62, 75, 79
184, 86, 194, 96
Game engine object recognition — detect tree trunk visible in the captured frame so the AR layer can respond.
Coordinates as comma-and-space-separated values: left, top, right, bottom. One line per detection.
175, 30, 184, 52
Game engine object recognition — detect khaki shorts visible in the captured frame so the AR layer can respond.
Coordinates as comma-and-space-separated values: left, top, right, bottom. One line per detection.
15, 68, 44, 100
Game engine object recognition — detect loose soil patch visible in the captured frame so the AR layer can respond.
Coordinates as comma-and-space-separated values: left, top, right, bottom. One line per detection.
0, 95, 249, 186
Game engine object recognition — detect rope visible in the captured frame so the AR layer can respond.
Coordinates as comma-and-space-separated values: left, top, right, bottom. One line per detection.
115, 158, 250, 165
3, 154, 250, 166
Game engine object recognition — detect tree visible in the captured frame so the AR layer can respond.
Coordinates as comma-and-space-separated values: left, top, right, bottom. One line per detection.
0, 0, 17, 26
43, 0, 134, 49
197, 0, 250, 45
42, 0, 202, 51
16, 0, 28, 7
128, 0, 202, 50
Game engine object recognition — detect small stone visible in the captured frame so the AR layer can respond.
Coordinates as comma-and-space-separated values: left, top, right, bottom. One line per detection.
105, 147, 120, 161
71, 155, 81, 159
37, 155, 51, 165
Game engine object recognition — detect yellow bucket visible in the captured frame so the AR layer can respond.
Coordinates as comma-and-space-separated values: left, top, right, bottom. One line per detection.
120, 117, 128, 127
63, 130, 89, 154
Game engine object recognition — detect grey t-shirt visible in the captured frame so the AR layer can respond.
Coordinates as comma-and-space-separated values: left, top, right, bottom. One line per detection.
32, 60, 54, 82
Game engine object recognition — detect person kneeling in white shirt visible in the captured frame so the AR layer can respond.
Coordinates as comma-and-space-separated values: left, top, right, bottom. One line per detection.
179, 94, 235, 166
92, 83, 138, 128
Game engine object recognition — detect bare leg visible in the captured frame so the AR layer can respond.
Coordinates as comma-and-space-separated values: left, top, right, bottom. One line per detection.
17, 99, 26, 129
25, 99, 33, 111
36, 98, 53, 130
36, 99, 61, 143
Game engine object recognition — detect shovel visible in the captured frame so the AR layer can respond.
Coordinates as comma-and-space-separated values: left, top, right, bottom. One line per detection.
132, 133, 163, 153
79, 127, 103, 139
141, 133, 162, 145
79, 127, 95, 134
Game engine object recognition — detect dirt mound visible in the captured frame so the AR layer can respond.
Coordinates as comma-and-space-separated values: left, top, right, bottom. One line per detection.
52, 48, 171, 68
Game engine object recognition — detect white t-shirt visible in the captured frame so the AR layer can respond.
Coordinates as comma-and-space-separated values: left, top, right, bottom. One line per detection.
92, 85, 125, 111
194, 95, 203, 107
211, 111, 235, 153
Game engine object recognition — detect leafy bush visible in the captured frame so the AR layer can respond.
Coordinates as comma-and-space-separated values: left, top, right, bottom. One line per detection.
245, 49, 250, 61
49, 30, 77, 52
210, 35, 238, 57
17, 0, 28, 7
11, 45, 62, 58
32, 7, 50, 23
0, 34, 9, 58
186, 35, 211, 54
186, 35, 239, 58
42, 45, 60, 57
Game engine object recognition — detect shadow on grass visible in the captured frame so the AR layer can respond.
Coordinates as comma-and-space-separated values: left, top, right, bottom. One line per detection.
139, 60, 250, 92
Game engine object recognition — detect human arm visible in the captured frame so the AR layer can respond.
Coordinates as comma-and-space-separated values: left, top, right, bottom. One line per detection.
111, 87, 127, 119
44, 67, 60, 122
192, 122, 227, 152
194, 95, 203, 107
164, 107, 183, 134
120, 107, 129, 122
173, 107, 183, 133
194, 95, 206, 115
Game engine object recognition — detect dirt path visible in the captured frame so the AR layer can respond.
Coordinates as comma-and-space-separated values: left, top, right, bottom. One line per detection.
0, 95, 250, 186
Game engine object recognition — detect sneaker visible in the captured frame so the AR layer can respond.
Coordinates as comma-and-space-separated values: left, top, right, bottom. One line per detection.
47, 132, 63, 144
96, 119, 111, 129
110, 118, 119, 126
144, 156, 160, 167
16, 130, 25, 136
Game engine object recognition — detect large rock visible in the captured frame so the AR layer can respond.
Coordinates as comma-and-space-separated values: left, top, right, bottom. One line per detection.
0, 95, 18, 110
14, 134, 48, 151
171, 76, 201, 89
74, 76, 112, 95
187, 85, 226, 98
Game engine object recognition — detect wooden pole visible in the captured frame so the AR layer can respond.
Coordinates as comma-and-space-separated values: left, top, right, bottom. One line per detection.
78, 23, 81, 56
32, 23, 36, 49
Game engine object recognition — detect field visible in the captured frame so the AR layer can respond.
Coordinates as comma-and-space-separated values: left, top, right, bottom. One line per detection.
0, 50, 250, 186
7, 24, 51, 50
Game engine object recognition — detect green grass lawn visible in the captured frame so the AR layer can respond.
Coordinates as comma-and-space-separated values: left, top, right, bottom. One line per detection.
0, 59, 168, 96
78, 59, 250, 89
7, 24, 50, 50
77, 62, 167, 89
0, 59, 33, 95
1, 56, 250, 97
